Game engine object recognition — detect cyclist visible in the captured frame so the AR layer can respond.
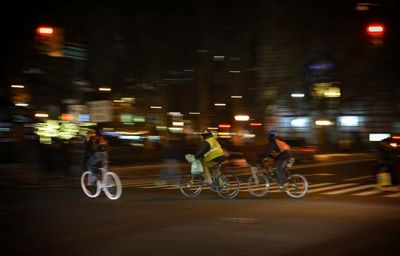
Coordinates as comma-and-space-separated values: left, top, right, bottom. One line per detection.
84, 126, 108, 182
195, 129, 226, 188
262, 130, 292, 188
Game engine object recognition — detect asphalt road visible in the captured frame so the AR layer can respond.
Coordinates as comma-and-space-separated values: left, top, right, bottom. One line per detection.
1, 158, 400, 256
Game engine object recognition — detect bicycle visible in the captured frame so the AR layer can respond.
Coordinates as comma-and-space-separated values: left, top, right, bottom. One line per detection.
247, 158, 308, 198
179, 158, 240, 200
81, 161, 122, 200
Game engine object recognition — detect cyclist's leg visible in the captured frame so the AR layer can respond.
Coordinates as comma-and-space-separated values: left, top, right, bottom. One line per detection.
275, 159, 289, 186
86, 154, 100, 184
250, 166, 260, 184
201, 159, 213, 185
207, 161, 219, 178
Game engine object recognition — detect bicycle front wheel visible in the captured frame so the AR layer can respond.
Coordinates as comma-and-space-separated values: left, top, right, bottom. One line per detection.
285, 174, 308, 198
247, 173, 269, 198
216, 173, 240, 199
81, 171, 101, 198
179, 173, 203, 198
103, 172, 122, 200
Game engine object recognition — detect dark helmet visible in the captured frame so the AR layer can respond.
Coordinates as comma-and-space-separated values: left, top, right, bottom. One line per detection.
201, 128, 212, 139
89, 125, 101, 136
267, 129, 277, 137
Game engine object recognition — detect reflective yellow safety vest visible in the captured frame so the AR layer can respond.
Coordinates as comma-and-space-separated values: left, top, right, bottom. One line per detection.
204, 137, 225, 162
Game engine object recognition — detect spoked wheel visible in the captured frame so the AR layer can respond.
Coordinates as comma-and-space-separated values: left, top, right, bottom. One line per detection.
284, 174, 308, 198
247, 173, 269, 198
179, 173, 203, 198
216, 173, 240, 199
103, 172, 122, 200
81, 171, 101, 198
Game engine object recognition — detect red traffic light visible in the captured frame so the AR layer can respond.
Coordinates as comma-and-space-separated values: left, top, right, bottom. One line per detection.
366, 23, 384, 37
36, 26, 54, 36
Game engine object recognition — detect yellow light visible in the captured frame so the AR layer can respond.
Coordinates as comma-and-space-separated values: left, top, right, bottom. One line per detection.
35, 113, 49, 118
15, 103, 29, 107
231, 95, 243, 99
324, 89, 341, 97
390, 143, 397, 148
11, 84, 24, 88
234, 115, 250, 121
172, 122, 184, 126
218, 132, 231, 136
99, 87, 111, 91
315, 120, 333, 126
189, 112, 200, 115
168, 127, 183, 133
150, 106, 162, 109
214, 103, 226, 106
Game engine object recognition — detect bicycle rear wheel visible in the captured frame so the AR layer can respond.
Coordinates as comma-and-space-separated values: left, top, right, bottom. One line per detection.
247, 173, 269, 197
285, 174, 308, 198
216, 173, 240, 199
103, 172, 122, 200
81, 171, 101, 198
179, 173, 203, 198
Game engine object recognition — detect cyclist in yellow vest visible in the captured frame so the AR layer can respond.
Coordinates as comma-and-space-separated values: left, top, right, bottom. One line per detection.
263, 130, 292, 187
195, 129, 226, 186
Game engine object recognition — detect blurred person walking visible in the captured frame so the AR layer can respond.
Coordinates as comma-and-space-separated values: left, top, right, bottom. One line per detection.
155, 133, 183, 185
373, 137, 398, 187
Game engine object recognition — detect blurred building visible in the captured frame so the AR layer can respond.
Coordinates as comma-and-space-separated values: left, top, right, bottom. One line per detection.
3, 1, 400, 153
256, 0, 400, 150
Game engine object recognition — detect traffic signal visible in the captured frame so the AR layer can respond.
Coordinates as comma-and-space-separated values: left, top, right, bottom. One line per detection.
35, 25, 64, 57
366, 23, 385, 47
366, 23, 385, 37
36, 26, 54, 37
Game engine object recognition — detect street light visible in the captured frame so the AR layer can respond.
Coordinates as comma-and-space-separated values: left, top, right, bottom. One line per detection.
214, 103, 226, 106
234, 115, 250, 121
315, 120, 333, 126
11, 84, 24, 89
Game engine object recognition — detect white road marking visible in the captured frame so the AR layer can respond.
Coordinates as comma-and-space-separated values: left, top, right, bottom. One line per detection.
308, 183, 357, 193
384, 192, 400, 198
344, 175, 373, 181
353, 189, 382, 196
323, 184, 375, 195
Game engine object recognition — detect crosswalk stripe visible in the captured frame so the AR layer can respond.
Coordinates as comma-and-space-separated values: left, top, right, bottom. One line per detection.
138, 184, 178, 189
323, 184, 375, 195
308, 183, 357, 193
384, 192, 400, 198
123, 181, 154, 186
353, 189, 382, 196
308, 182, 335, 188
242, 182, 335, 193
344, 175, 373, 181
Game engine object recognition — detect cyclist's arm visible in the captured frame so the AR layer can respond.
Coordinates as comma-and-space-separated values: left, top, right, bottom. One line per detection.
195, 142, 210, 159
260, 142, 275, 159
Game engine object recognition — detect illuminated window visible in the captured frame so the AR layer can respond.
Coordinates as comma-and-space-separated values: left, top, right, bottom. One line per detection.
339, 116, 359, 127
311, 82, 341, 98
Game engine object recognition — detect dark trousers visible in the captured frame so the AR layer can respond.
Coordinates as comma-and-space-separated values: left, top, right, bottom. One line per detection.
275, 158, 289, 186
